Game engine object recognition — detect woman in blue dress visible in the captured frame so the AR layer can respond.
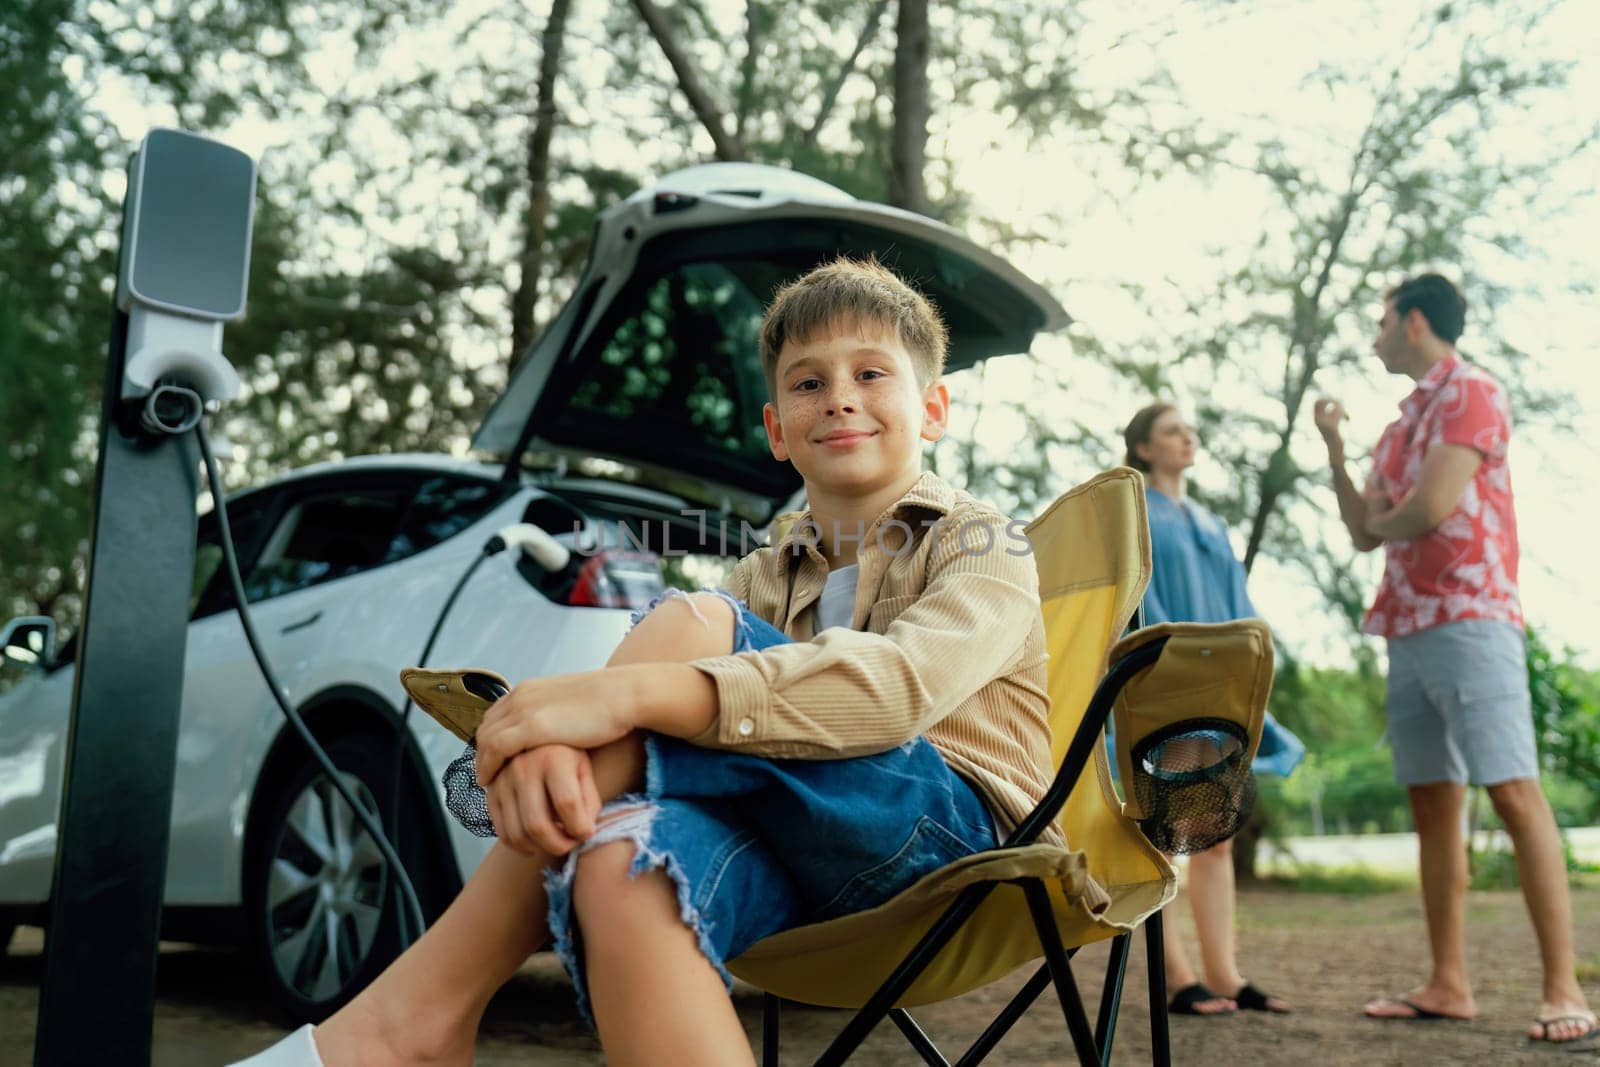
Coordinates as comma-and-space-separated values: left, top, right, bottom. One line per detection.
1124, 402, 1305, 1017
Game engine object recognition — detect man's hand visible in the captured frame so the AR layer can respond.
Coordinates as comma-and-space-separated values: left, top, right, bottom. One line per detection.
1318, 395, 1382, 552
475, 670, 639, 787
486, 744, 601, 857
1313, 397, 1347, 449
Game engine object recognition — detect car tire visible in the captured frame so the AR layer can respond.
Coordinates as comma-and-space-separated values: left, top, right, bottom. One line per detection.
244, 732, 450, 1023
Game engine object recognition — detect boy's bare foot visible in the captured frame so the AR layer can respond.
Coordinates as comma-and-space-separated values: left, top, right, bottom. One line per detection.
1527, 1003, 1596, 1044
1363, 984, 1476, 1022
314, 994, 477, 1066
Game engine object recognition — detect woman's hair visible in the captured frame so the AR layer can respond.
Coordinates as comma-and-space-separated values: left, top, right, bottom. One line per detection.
1123, 402, 1176, 472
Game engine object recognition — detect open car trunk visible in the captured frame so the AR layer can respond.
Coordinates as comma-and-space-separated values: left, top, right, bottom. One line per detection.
472, 164, 1069, 524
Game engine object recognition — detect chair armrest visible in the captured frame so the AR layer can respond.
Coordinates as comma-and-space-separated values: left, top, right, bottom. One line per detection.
1002, 637, 1168, 848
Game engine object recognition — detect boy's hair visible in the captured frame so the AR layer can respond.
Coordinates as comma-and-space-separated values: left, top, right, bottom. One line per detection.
759, 257, 948, 398
1387, 273, 1467, 344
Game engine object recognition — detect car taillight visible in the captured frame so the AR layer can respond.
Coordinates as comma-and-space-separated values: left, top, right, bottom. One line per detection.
565, 550, 663, 610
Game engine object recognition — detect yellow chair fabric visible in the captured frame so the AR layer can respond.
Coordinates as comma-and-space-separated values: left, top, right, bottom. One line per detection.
727, 468, 1186, 1008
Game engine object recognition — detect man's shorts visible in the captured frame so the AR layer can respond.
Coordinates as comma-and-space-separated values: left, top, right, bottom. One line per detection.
1385, 618, 1538, 787
543, 588, 1000, 1025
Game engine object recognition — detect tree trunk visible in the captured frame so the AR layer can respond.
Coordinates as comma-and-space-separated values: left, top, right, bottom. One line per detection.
509, 0, 575, 369
630, 0, 748, 161
889, 0, 930, 213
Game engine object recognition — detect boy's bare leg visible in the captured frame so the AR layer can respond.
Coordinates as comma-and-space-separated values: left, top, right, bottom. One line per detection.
314, 842, 555, 1065
577, 841, 756, 1067
311, 594, 737, 1064
577, 592, 751, 1064
1486, 777, 1592, 1040
1366, 782, 1476, 1019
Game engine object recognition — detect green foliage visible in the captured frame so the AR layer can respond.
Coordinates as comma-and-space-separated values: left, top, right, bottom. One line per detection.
1262, 862, 1414, 896
1469, 833, 1597, 891
1263, 658, 1411, 836
1527, 626, 1600, 823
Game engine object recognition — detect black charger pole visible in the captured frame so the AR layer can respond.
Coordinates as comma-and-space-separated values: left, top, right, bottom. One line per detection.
35, 129, 255, 1067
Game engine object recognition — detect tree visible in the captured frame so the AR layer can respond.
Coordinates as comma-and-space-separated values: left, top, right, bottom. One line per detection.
509, 0, 577, 367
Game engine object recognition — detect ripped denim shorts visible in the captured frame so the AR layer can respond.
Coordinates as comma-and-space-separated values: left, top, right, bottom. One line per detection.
535, 587, 1000, 1026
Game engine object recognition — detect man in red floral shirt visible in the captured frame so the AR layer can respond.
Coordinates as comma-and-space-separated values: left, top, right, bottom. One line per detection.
1316, 274, 1593, 1047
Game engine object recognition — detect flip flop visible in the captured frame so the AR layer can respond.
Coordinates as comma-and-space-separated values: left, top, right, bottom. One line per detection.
1364, 996, 1471, 1022
1233, 982, 1292, 1014
1169, 983, 1236, 1016
1529, 1010, 1599, 1051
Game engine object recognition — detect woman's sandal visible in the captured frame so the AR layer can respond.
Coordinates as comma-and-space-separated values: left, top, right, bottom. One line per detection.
1168, 983, 1237, 1015
1232, 982, 1292, 1014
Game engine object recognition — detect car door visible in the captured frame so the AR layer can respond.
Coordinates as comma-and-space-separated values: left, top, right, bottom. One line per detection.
0, 647, 77, 905
166, 474, 425, 903
165, 470, 516, 905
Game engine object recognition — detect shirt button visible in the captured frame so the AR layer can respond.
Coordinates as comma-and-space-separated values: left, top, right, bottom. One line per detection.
737, 718, 754, 737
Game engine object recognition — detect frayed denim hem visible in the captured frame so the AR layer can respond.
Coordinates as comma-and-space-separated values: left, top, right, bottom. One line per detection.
543, 774, 733, 1030
629, 587, 757, 650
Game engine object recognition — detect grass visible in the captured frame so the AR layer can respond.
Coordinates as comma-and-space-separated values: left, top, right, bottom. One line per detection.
1257, 862, 1416, 896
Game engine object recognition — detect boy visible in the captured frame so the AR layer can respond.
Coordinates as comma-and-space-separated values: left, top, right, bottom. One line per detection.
236, 258, 1054, 1067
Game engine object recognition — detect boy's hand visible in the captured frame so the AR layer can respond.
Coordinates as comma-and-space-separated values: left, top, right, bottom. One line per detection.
486, 744, 601, 857
475, 669, 638, 787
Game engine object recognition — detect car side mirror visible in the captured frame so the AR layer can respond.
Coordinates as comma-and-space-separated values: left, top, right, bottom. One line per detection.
1, 616, 56, 671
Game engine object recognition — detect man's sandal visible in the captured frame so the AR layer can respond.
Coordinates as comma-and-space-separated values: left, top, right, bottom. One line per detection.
1364, 997, 1471, 1022
1529, 1009, 1599, 1051
1232, 982, 1292, 1014
1169, 983, 1236, 1015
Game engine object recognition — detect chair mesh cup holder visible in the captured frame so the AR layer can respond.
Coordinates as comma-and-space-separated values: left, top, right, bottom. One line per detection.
1128, 717, 1255, 855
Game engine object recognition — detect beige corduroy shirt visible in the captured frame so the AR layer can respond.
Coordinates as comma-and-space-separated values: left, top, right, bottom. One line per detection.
688, 471, 1055, 840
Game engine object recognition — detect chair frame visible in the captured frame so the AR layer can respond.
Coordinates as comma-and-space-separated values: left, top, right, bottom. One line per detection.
759, 634, 1173, 1066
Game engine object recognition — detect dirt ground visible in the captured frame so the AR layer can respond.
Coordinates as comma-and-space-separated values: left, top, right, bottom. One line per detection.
3, 883, 1597, 1065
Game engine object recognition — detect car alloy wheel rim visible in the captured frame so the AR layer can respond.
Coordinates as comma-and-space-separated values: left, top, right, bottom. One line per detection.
266, 771, 389, 1002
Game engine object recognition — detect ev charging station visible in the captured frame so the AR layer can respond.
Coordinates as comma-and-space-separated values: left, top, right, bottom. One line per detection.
35, 129, 256, 1066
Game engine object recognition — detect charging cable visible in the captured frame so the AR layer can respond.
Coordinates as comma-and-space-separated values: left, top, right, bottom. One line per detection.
146, 383, 578, 956
384, 524, 572, 874
189, 410, 428, 945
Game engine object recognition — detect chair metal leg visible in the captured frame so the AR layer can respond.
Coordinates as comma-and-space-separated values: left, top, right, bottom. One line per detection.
1022, 879, 1101, 1066
762, 992, 780, 1066
815, 880, 1000, 1067
889, 1009, 950, 1066
954, 963, 1052, 1066
1094, 934, 1131, 1064
1145, 911, 1172, 1067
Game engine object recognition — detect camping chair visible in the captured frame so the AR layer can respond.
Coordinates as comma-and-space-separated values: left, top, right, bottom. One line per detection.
726, 468, 1274, 1065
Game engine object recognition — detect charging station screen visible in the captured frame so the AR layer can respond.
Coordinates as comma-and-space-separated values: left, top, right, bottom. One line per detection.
127, 129, 254, 320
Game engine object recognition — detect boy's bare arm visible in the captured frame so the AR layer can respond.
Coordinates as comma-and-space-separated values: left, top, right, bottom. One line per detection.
473, 661, 718, 786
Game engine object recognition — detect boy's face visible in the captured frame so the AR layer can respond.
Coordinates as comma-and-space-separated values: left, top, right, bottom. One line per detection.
762, 318, 949, 499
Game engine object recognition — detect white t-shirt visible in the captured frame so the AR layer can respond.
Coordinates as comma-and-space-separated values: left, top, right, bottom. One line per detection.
815, 563, 860, 632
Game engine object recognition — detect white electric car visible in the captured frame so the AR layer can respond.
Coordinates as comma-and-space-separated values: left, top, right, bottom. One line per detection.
0, 162, 1066, 1021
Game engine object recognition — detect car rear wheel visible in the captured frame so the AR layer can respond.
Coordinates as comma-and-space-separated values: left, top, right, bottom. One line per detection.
245, 733, 446, 1022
